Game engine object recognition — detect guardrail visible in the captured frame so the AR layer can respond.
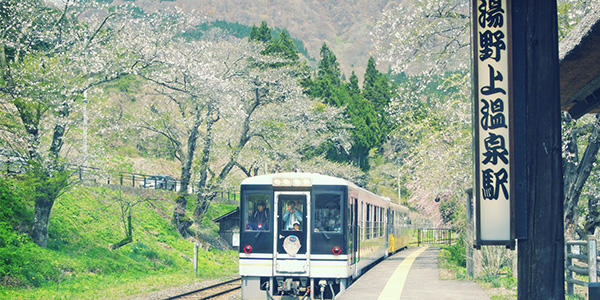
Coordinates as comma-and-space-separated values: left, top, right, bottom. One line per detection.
566, 236, 600, 298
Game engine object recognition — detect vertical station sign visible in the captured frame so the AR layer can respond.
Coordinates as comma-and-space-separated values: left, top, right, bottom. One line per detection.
472, 0, 515, 249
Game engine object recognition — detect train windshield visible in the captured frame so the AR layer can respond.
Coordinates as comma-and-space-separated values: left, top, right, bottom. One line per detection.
280, 195, 306, 231
243, 192, 271, 231
314, 193, 342, 233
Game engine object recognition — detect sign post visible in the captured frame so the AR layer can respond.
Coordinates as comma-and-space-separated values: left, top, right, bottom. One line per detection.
473, 0, 564, 298
472, 0, 515, 249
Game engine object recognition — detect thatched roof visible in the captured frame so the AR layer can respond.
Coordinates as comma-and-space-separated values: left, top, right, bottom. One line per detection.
559, 6, 600, 119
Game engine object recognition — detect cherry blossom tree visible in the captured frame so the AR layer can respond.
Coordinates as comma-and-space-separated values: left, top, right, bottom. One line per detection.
370, 0, 471, 225
0, 0, 143, 247
563, 113, 600, 238
117, 9, 353, 235
372, 0, 600, 232
371, 0, 470, 77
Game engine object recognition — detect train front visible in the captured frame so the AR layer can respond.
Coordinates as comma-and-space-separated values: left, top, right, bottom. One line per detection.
239, 173, 351, 300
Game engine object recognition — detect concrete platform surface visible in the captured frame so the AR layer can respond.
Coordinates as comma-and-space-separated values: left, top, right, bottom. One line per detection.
337, 247, 490, 300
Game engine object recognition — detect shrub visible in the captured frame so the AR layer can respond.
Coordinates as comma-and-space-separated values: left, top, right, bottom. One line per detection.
441, 238, 466, 268
0, 228, 61, 288
0, 178, 30, 230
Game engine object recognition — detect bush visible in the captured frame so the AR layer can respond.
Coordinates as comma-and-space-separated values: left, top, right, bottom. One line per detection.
481, 245, 513, 276
0, 227, 61, 288
441, 238, 466, 268
0, 178, 30, 230
0, 179, 52, 288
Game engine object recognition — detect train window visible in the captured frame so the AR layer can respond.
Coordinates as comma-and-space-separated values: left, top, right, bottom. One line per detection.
380, 207, 385, 236
390, 211, 395, 235
373, 206, 378, 238
314, 193, 341, 233
281, 197, 305, 231
360, 202, 365, 241
243, 193, 271, 231
366, 204, 371, 239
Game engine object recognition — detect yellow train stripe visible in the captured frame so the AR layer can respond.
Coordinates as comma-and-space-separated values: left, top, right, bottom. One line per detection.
377, 247, 429, 300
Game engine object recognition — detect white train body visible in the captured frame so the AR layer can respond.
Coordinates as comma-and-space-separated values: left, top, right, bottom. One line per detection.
238, 173, 410, 299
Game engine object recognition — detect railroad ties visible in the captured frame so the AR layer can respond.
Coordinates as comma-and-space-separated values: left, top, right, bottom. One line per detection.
164, 278, 241, 300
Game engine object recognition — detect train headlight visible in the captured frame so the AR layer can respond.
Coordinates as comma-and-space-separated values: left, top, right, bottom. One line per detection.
243, 245, 253, 254
272, 177, 312, 187
332, 246, 341, 255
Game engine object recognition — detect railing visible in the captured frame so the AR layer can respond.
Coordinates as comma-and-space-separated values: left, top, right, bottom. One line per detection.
2, 161, 240, 201
566, 236, 600, 298
1, 157, 25, 174
412, 228, 455, 246
74, 165, 185, 192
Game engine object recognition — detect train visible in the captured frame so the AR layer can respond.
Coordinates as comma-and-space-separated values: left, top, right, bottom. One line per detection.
238, 172, 411, 300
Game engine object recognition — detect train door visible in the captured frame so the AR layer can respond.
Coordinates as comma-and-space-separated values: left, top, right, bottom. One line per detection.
349, 197, 360, 279
350, 197, 359, 264
273, 192, 310, 276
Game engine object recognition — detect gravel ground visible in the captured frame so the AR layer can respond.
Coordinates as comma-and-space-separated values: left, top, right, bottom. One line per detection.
124, 276, 241, 300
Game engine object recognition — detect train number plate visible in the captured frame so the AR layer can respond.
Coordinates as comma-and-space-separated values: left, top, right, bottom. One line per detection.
276, 260, 307, 273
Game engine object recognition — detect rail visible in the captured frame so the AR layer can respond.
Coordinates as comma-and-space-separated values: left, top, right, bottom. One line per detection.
163, 277, 241, 300
566, 236, 600, 297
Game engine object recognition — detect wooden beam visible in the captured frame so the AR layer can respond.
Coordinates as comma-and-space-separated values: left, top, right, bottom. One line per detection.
514, 0, 565, 299
568, 87, 600, 119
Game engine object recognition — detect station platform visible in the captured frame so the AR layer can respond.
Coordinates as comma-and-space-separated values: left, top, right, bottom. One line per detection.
337, 247, 490, 300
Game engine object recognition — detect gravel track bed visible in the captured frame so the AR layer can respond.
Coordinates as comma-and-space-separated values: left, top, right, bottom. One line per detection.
124, 276, 241, 300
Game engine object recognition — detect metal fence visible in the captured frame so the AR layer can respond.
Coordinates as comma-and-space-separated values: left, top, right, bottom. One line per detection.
2, 162, 240, 201
1, 156, 26, 174
412, 228, 456, 246
74, 166, 240, 200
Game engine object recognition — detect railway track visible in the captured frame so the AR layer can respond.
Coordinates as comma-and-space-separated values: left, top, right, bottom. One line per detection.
164, 278, 241, 300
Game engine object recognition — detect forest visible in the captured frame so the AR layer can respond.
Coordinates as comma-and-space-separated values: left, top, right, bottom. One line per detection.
0, 0, 599, 299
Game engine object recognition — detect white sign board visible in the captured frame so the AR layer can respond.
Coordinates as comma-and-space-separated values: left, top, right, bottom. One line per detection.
472, 0, 515, 248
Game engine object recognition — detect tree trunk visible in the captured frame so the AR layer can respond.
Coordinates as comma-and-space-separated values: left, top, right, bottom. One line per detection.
192, 77, 263, 223
110, 236, 133, 250
173, 198, 193, 238
193, 107, 218, 224
172, 117, 201, 236
0, 44, 6, 83
32, 194, 54, 247
193, 191, 217, 222
563, 114, 580, 238
576, 196, 600, 238
564, 115, 600, 239
30, 105, 70, 248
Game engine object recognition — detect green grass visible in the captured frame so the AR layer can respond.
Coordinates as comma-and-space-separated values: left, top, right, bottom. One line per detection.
438, 241, 517, 299
0, 177, 239, 299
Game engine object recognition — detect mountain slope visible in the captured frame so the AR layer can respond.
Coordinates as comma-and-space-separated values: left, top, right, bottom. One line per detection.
133, 0, 404, 76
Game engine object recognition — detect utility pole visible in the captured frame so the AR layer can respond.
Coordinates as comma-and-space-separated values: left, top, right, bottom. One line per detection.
514, 0, 564, 299
83, 90, 89, 167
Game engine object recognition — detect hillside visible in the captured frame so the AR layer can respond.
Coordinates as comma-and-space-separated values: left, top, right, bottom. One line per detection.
131, 0, 404, 77
0, 177, 238, 299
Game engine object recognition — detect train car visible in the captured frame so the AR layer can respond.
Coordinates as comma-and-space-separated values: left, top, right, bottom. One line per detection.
387, 202, 411, 253
238, 172, 410, 300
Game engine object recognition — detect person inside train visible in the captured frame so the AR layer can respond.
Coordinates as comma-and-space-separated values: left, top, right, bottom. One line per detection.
283, 200, 303, 230
250, 201, 269, 230
292, 221, 301, 231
